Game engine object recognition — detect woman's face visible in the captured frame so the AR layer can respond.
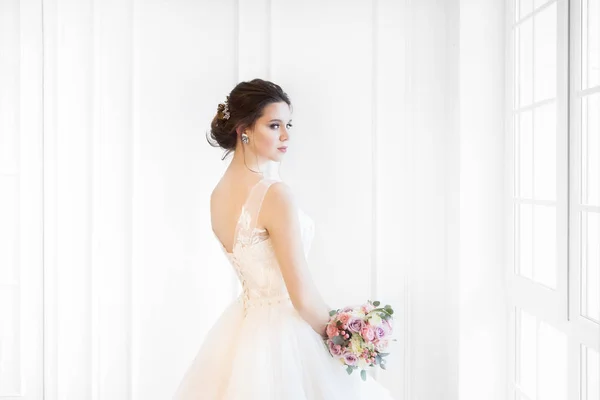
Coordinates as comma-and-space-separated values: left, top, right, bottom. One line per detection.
244, 101, 292, 162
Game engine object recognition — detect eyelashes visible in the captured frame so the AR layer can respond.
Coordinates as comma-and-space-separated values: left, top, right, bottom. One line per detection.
270, 123, 293, 130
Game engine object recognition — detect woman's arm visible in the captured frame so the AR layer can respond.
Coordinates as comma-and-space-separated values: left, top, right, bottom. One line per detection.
262, 182, 330, 336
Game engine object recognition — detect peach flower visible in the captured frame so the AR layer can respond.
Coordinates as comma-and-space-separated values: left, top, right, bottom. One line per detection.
326, 322, 339, 339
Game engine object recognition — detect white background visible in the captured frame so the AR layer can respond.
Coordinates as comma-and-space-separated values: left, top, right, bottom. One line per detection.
0, 0, 509, 399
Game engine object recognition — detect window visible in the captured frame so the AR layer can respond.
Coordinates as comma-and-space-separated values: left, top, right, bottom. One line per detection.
507, 0, 600, 399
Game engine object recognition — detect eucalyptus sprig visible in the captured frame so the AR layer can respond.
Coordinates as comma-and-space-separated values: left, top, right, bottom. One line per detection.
367, 300, 394, 320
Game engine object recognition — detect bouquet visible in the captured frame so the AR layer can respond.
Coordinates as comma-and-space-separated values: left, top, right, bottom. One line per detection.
324, 300, 395, 381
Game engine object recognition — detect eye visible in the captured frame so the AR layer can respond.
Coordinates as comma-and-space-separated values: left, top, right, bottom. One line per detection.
270, 123, 293, 130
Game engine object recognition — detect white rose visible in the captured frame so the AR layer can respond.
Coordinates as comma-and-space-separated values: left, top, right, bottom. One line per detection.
369, 314, 382, 326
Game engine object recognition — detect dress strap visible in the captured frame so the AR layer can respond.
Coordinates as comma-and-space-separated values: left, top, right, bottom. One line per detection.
233, 178, 279, 247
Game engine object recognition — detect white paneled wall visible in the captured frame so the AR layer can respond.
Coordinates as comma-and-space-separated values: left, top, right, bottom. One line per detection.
131, 1, 239, 398
0, 0, 510, 399
44, 0, 94, 398
0, 0, 44, 399
459, 2, 508, 400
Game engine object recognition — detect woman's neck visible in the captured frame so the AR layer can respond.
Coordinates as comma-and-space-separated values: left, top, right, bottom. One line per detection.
228, 148, 279, 180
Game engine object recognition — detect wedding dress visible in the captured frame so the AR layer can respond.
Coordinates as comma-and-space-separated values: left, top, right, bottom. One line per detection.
173, 177, 396, 399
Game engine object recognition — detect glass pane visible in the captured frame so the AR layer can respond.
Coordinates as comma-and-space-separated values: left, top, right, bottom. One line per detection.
520, 110, 534, 198
534, 103, 557, 201
534, 0, 549, 9
583, 346, 600, 400
538, 320, 567, 400
534, 205, 557, 289
519, 203, 534, 279
519, 18, 534, 107
582, 0, 600, 89
534, 2, 557, 102
519, 309, 537, 398
582, 94, 600, 206
582, 211, 600, 323
520, 0, 534, 19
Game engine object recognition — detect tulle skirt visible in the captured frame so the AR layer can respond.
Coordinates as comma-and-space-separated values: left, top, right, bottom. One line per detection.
172, 297, 396, 400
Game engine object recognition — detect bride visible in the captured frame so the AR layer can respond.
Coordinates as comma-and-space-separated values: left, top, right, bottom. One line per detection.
173, 79, 396, 399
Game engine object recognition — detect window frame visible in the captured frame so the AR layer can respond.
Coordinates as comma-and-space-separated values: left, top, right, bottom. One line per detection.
506, 0, 600, 399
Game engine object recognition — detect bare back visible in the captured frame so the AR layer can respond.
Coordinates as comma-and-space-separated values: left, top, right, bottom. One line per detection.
210, 175, 269, 254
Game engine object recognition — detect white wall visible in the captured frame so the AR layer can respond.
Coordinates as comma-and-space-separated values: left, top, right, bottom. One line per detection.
0, 0, 508, 399
0, 0, 44, 398
459, 1, 508, 400
41, 0, 135, 398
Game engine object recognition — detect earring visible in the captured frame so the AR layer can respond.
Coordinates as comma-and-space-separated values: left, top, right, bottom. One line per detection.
241, 133, 249, 144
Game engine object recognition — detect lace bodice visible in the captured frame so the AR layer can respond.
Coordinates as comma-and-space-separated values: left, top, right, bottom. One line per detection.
213, 178, 315, 315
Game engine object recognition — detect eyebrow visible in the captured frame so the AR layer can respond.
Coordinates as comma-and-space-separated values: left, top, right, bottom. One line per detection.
268, 119, 292, 123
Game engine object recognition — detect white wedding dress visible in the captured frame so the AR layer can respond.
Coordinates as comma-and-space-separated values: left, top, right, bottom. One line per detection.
173, 178, 396, 399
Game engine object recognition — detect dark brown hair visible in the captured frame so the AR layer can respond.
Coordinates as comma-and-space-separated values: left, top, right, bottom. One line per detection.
207, 78, 292, 159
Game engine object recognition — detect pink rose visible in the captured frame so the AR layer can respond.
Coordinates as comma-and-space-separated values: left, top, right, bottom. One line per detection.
343, 352, 358, 366
362, 303, 375, 313
328, 341, 344, 357
360, 325, 375, 342
338, 312, 351, 325
326, 322, 339, 338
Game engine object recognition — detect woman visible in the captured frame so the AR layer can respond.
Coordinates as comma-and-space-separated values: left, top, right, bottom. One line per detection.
173, 79, 396, 399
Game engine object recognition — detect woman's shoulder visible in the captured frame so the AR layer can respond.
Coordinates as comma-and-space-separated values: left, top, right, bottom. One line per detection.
209, 179, 226, 206
261, 181, 302, 234
262, 179, 299, 215
263, 178, 294, 201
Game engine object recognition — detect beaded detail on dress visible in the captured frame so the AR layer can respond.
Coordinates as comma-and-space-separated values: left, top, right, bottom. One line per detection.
213, 178, 315, 317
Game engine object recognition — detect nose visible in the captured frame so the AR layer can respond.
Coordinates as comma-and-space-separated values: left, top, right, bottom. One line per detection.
280, 128, 289, 141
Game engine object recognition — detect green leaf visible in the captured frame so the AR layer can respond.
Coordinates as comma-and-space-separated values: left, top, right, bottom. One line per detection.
329, 310, 338, 316
346, 366, 353, 375
379, 353, 390, 357
380, 363, 387, 370
375, 355, 381, 365
332, 335, 345, 345
360, 370, 367, 381
373, 301, 380, 307
375, 307, 393, 316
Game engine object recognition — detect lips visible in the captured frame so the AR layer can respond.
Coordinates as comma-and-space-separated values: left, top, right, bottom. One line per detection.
278, 147, 288, 153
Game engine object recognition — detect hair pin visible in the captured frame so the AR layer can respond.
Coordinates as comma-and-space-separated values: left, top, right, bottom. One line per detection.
222, 102, 230, 120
